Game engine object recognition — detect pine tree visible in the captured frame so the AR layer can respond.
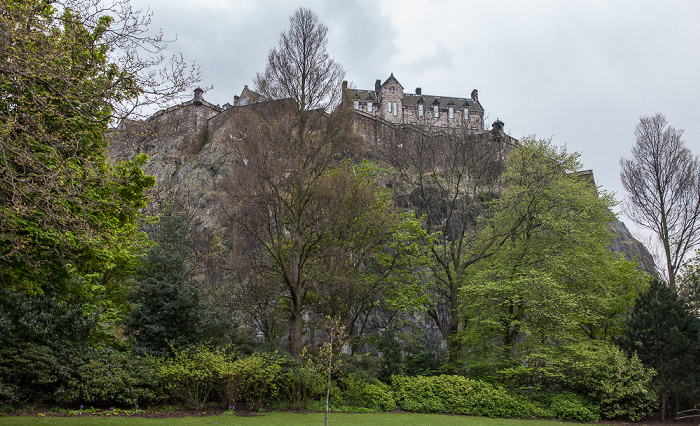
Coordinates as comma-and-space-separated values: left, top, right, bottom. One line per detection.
619, 280, 700, 420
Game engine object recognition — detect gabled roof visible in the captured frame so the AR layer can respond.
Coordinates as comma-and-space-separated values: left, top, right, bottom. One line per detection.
381, 73, 403, 89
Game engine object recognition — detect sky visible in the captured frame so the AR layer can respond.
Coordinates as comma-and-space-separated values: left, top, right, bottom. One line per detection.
129, 0, 700, 247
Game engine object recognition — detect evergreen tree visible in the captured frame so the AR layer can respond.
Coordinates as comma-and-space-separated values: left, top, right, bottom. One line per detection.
124, 206, 205, 357
619, 279, 700, 420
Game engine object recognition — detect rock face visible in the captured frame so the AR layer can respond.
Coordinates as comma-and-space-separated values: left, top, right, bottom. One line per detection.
108, 90, 656, 276
609, 220, 657, 275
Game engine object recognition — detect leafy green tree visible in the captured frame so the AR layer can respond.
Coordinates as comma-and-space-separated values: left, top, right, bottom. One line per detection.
0, 0, 198, 293
618, 279, 700, 420
124, 205, 206, 357
463, 139, 645, 371
381, 125, 506, 366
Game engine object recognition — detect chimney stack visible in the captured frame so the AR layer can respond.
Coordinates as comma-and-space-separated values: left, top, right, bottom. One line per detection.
471, 89, 478, 103
415, 87, 422, 95
193, 87, 203, 106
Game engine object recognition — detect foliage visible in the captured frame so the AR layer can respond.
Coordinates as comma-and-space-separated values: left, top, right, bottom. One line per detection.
0, 286, 94, 402
620, 113, 700, 290
548, 392, 600, 423
391, 375, 550, 418
0, 0, 160, 294
123, 205, 206, 357
158, 346, 283, 409
381, 124, 506, 365
340, 373, 396, 411
501, 340, 655, 421
618, 279, 700, 419
57, 348, 160, 406
463, 138, 645, 370
678, 248, 700, 317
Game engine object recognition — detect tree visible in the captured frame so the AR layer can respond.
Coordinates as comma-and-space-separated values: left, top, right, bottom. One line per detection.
254, 8, 345, 116
678, 249, 700, 317
464, 139, 645, 371
123, 204, 206, 357
381, 124, 506, 366
618, 279, 700, 421
222, 9, 402, 359
620, 113, 700, 291
0, 0, 197, 292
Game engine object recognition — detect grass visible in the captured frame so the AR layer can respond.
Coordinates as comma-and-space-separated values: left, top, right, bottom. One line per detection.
0, 412, 586, 426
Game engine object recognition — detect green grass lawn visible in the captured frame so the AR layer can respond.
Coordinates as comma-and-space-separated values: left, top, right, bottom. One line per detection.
0, 412, 586, 426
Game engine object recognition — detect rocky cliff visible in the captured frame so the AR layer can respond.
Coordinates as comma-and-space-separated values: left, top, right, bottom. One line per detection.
108, 93, 657, 277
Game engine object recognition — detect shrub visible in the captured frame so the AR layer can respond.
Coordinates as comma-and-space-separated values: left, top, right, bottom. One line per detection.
219, 353, 282, 409
499, 341, 656, 421
341, 373, 396, 411
274, 364, 325, 409
550, 392, 600, 422
56, 348, 160, 406
392, 375, 549, 418
158, 345, 227, 409
158, 346, 284, 409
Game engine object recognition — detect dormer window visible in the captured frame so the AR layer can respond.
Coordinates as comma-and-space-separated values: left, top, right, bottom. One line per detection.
390, 86, 395, 93
433, 105, 439, 118
240, 98, 248, 106
448, 106, 454, 119
464, 109, 469, 121
418, 104, 424, 117
353, 100, 359, 110
367, 101, 372, 112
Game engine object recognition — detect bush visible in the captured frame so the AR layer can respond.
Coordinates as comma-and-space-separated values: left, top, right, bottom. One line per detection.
341, 373, 396, 411
550, 392, 600, 422
56, 348, 160, 406
391, 375, 549, 418
158, 346, 284, 409
158, 346, 227, 408
499, 341, 656, 421
274, 363, 325, 409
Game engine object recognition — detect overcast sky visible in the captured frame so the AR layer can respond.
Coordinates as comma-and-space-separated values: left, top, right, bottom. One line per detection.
130, 0, 700, 245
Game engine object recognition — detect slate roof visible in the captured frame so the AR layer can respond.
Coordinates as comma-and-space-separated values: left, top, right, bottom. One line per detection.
346, 88, 482, 112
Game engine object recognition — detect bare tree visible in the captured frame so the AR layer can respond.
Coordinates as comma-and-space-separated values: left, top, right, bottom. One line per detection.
620, 113, 700, 291
221, 9, 387, 359
254, 8, 345, 116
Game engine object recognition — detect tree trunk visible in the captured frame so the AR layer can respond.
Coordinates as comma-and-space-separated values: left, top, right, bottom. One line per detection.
288, 289, 302, 359
660, 391, 666, 422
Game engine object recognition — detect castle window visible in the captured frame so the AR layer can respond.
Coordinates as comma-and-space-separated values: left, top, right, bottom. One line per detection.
393, 102, 398, 116
367, 101, 372, 112
464, 109, 469, 120
390, 86, 395, 93
353, 100, 359, 110
418, 104, 424, 117
448, 106, 454, 119
387, 102, 392, 113
433, 105, 439, 118
240, 97, 248, 106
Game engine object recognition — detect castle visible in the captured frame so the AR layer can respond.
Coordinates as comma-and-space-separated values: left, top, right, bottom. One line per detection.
344, 73, 484, 130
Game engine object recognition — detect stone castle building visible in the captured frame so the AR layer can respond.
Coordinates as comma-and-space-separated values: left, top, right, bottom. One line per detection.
344, 73, 484, 130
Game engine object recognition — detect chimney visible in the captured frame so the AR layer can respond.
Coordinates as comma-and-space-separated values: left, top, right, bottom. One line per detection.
375, 79, 381, 94
415, 87, 422, 95
471, 89, 478, 103
193, 87, 203, 106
